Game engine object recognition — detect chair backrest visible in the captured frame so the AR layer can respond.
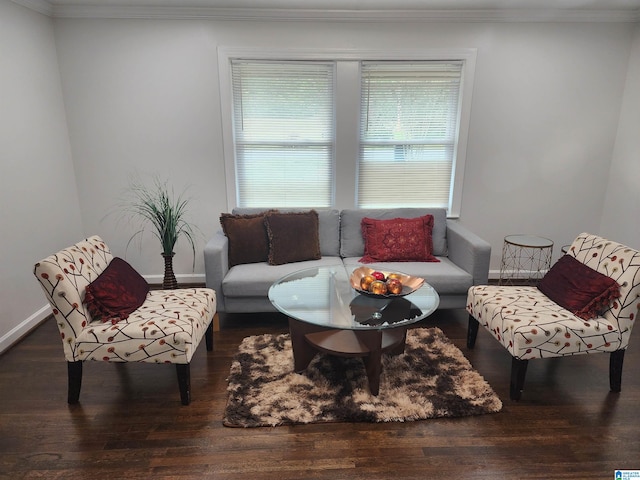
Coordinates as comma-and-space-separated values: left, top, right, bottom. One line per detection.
567, 233, 640, 349
33, 236, 113, 361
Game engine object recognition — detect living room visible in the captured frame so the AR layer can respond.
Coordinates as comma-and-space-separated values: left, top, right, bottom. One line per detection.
2, 0, 640, 352
1, 0, 640, 477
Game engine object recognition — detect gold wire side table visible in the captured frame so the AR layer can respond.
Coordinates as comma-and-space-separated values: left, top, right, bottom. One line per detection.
499, 234, 554, 286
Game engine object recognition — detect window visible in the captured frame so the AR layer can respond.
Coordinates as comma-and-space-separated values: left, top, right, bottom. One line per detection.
219, 49, 475, 216
230, 60, 335, 208
358, 61, 462, 208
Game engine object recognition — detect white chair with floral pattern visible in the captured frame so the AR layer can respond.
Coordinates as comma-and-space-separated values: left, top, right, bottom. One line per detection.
34, 235, 216, 405
467, 233, 640, 400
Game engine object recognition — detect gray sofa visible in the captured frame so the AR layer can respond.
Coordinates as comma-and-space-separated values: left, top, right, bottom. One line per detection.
204, 208, 490, 314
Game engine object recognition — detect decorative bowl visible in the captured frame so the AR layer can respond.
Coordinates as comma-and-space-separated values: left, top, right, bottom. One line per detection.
350, 266, 425, 299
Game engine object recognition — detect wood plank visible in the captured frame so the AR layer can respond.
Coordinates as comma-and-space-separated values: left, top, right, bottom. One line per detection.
1, 308, 639, 479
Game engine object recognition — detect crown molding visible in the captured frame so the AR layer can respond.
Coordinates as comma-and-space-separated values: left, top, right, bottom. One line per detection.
11, 1, 640, 23
11, 0, 53, 16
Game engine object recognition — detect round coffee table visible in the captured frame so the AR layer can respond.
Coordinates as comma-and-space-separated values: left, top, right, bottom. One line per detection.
268, 265, 439, 395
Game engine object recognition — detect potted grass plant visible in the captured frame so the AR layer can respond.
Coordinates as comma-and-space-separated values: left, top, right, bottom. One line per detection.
119, 176, 197, 289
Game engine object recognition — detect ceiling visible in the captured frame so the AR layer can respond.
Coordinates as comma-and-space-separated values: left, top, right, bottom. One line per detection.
14, 0, 640, 20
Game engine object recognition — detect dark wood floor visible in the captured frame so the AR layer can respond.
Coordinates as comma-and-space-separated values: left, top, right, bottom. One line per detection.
1, 308, 639, 479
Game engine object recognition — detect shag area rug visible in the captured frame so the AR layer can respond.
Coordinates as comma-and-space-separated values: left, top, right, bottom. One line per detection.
223, 327, 502, 427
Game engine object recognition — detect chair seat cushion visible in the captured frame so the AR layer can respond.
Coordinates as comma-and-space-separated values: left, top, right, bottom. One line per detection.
466, 285, 622, 360
76, 288, 216, 364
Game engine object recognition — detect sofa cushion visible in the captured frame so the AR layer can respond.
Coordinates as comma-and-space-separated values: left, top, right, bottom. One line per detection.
537, 254, 621, 320
359, 215, 439, 263
84, 257, 149, 323
223, 257, 341, 298
343, 256, 472, 295
341, 208, 448, 258
220, 212, 272, 267
233, 208, 340, 257
265, 210, 321, 265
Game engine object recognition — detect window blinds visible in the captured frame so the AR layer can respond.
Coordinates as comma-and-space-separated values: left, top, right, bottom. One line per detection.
358, 61, 463, 208
231, 60, 335, 208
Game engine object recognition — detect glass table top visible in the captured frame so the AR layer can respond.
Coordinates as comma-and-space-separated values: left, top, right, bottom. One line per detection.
268, 265, 440, 330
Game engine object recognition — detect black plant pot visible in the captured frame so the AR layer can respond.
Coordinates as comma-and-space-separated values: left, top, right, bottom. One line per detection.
162, 252, 178, 289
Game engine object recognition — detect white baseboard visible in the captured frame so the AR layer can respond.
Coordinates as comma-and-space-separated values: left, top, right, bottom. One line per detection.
488, 269, 548, 282
143, 273, 206, 285
0, 304, 51, 355
488, 269, 501, 280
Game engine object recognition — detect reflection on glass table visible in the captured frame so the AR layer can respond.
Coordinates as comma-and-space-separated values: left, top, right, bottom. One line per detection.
269, 265, 440, 395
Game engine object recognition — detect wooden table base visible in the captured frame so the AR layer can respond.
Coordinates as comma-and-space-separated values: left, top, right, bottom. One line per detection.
288, 317, 408, 395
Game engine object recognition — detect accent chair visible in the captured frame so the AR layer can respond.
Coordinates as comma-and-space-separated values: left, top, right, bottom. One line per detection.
467, 232, 640, 400
33, 235, 216, 405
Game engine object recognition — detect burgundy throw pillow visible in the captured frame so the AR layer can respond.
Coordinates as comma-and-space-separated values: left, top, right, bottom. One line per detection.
220, 212, 273, 267
359, 215, 440, 263
537, 255, 621, 320
264, 210, 321, 265
84, 257, 149, 324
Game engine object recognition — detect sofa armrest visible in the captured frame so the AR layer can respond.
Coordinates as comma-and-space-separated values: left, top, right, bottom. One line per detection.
204, 231, 229, 312
446, 220, 491, 285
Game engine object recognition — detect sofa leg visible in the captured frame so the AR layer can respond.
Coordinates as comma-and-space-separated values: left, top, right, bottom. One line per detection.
176, 364, 191, 405
467, 315, 480, 349
67, 361, 82, 404
610, 350, 625, 393
205, 321, 214, 352
510, 357, 528, 401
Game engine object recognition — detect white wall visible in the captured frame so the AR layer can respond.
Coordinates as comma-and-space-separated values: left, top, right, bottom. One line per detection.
3, 9, 638, 352
54, 17, 635, 275
0, 1, 83, 351
601, 23, 640, 247
53, 19, 228, 281
461, 22, 635, 257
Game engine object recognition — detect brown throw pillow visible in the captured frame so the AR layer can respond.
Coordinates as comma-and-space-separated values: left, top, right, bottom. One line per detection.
220, 212, 272, 267
359, 215, 439, 263
84, 257, 149, 324
264, 210, 321, 265
537, 255, 621, 320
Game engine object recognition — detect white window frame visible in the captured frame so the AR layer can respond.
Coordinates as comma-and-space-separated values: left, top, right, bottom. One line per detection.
217, 47, 476, 217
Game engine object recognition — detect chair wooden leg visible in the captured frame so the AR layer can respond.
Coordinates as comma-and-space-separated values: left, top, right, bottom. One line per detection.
610, 349, 625, 392
510, 357, 528, 401
67, 361, 82, 404
467, 315, 480, 348
205, 321, 214, 352
176, 364, 191, 405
